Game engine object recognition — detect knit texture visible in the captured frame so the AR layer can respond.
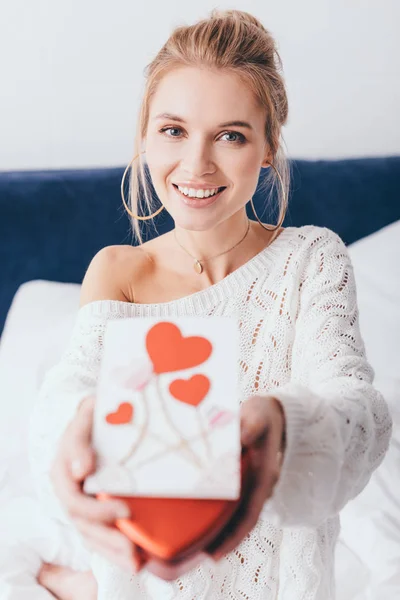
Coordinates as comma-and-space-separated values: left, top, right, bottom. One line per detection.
29, 225, 392, 600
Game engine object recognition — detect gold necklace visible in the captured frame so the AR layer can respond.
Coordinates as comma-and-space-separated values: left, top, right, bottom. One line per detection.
174, 220, 251, 274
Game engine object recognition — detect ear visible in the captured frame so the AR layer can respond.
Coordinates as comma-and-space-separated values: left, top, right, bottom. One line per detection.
261, 150, 273, 169
261, 159, 272, 170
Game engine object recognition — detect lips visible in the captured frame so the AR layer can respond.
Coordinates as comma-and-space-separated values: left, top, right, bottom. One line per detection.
172, 184, 226, 208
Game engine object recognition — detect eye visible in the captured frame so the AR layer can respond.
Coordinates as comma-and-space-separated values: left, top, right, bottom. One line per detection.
219, 131, 246, 144
159, 126, 183, 138
158, 126, 246, 144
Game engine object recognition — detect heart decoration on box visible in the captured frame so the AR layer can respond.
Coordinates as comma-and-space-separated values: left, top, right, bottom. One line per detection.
169, 374, 210, 407
105, 402, 134, 425
146, 322, 212, 374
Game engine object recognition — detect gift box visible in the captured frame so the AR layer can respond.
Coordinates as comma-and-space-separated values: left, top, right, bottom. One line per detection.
84, 317, 248, 561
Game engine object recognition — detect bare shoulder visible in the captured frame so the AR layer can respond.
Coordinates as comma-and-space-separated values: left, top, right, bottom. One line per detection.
79, 244, 150, 307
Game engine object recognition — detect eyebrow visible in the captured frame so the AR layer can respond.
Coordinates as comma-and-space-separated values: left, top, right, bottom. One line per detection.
154, 113, 253, 130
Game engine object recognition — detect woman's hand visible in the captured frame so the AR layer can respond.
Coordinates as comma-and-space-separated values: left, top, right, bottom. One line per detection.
50, 393, 285, 577
50, 395, 145, 573
208, 394, 286, 560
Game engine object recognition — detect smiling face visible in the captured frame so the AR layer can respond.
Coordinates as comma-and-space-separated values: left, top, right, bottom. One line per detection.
144, 67, 271, 232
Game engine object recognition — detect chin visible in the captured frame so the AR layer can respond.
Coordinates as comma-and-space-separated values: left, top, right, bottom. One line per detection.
164, 182, 232, 231
171, 214, 218, 232
165, 201, 224, 232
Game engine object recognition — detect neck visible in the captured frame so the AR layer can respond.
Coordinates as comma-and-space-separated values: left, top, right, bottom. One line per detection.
177, 211, 248, 255
172, 211, 268, 285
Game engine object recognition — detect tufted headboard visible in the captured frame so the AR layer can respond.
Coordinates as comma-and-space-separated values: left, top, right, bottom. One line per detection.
0, 156, 399, 337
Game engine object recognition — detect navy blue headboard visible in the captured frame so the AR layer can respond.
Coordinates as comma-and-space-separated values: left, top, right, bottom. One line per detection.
1, 156, 399, 337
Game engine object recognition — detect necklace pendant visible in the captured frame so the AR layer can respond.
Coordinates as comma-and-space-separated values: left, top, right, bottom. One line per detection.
194, 259, 203, 274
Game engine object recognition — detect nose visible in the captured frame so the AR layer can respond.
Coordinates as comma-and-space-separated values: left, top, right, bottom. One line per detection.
181, 139, 216, 177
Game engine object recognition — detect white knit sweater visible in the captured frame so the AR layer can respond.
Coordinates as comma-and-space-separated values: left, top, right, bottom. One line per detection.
29, 225, 392, 600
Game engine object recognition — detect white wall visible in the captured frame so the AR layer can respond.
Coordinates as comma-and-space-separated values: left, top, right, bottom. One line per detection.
1, 0, 399, 171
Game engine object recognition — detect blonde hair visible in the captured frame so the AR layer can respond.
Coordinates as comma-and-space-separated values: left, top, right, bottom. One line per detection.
127, 9, 290, 243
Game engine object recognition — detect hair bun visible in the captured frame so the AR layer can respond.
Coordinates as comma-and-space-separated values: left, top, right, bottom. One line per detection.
210, 9, 267, 33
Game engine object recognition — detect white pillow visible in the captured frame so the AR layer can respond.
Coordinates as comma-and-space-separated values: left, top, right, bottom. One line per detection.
0, 280, 81, 460
348, 219, 400, 409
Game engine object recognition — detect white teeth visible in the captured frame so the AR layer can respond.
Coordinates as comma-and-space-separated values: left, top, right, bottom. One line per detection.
177, 185, 221, 198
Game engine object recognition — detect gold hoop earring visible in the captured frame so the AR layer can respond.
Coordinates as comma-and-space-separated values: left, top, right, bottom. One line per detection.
249, 161, 286, 232
121, 151, 165, 220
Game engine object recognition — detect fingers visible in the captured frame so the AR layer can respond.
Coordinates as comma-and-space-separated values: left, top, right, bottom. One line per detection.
38, 564, 97, 600
75, 519, 133, 556
209, 405, 284, 561
261, 416, 284, 492
48, 395, 146, 573
208, 469, 265, 560
209, 493, 261, 560
52, 460, 130, 523
51, 395, 95, 491
51, 396, 131, 525
84, 539, 135, 572
75, 518, 143, 572
69, 396, 97, 481
240, 395, 270, 447
240, 395, 285, 450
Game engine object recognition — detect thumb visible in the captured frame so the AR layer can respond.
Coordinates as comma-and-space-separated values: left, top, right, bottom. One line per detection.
240, 396, 270, 448
70, 396, 96, 481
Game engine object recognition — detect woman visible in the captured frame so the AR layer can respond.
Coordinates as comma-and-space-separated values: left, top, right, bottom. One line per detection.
29, 9, 392, 600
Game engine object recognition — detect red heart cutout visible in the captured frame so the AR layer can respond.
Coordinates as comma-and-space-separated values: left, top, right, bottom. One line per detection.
169, 375, 210, 407
105, 402, 133, 425
146, 322, 212, 374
